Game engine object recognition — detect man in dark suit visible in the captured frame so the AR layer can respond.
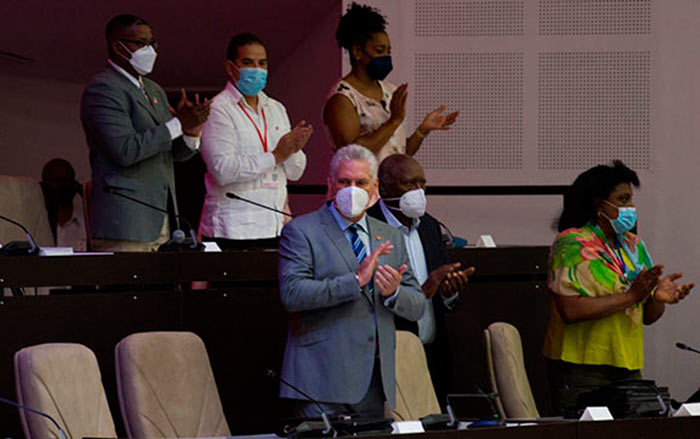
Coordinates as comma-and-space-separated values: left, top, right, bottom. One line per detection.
81, 14, 210, 251
367, 154, 474, 405
278, 145, 425, 418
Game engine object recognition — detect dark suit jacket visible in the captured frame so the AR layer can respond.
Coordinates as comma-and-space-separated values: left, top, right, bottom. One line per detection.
278, 205, 425, 406
367, 202, 458, 403
80, 65, 196, 241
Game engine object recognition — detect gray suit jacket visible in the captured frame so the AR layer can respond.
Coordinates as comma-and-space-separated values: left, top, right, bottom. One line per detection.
80, 65, 196, 241
278, 204, 425, 406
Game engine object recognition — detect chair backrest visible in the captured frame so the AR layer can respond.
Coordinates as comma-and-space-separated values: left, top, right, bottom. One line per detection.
14, 343, 117, 439
391, 330, 441, 421
0, 175, 54, 246
115, 331, 231, 438
484, 322, 539, 419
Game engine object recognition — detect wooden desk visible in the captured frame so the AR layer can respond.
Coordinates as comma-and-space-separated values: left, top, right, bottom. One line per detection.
0, 247, 549, 437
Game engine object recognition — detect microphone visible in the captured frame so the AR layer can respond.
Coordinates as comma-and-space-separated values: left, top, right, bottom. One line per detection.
0, 395, 68, 439
0, 214, 39, 256
676, 342, 700, 354
103, 186, 203, 251
264, 368, 335, 436
226, 193, 294, 218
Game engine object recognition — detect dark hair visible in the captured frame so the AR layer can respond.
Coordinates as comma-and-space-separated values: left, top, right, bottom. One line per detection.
41, 158, 75, 182
226, 33, 266, 62
336, 2, 387, 53
556, 160, 640, 232
105, 14, 149, 41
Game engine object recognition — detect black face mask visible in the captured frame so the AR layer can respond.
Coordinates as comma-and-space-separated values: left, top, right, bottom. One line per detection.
365, 55, 393, 81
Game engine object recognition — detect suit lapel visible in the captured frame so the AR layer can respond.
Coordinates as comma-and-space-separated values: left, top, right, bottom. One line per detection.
106, 66, 162, 122
135, 81, 162, 122
319, 207, 374, 304
319, 207, 359, 273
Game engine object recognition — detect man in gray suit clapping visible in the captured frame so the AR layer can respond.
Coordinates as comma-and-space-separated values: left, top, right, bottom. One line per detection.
81, 14, 210, 251
278, 145, 425, 418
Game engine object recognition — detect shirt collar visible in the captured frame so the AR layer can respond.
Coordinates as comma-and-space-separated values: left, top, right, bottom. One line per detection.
379, 199, 419, 233
225, 81, 269, 111
107, 59, 141, 89
328, 202, 369, 234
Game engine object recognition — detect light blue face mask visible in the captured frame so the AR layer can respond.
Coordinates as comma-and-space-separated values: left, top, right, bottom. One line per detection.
604, 200, 637, 234
235, 67, 267, 96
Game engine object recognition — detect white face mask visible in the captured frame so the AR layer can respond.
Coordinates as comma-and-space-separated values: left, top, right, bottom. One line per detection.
335, 186, 369, 219
119, 42, 157, 76
385, 188, 427, 219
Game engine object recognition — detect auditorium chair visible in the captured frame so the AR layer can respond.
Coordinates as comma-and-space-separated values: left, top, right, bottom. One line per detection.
115, 331, 231, 438
0, 175, 54, 247
14, 343, 117, 439
391, 330, 441, 420
484, 322, 540, 419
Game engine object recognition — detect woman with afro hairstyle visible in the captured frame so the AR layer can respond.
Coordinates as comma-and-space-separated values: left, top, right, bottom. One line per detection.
323, 2, 459, 163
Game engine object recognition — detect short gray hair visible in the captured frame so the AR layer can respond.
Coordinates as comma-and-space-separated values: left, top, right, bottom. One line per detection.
329, 144, 378, 182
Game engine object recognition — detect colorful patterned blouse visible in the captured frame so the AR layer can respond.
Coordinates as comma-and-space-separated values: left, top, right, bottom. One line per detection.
543, 222, 653, 370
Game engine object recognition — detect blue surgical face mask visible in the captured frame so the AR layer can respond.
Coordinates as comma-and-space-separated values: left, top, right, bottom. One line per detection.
234, 67, 267, 96
604, 200, 637, 234
365, 55, 393, 81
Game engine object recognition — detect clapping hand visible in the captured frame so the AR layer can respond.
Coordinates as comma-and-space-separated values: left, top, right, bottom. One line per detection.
628, 265, 663, 303
439, 264, 475, 297
273, 121, 313, 164
388, 84, 408, 125
375, 264, 408, 298
422, 262, 474, 299
356, 241, 394, 287
176, 88, 210, 136
654, 272, 694, 304
418, 104, 459, 134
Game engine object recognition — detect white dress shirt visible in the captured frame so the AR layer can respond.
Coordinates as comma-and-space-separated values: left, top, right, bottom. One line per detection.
106, 59, 200, 151
56, 194, 87, 252
379, 200, 458, 344
199, 82, 306, 240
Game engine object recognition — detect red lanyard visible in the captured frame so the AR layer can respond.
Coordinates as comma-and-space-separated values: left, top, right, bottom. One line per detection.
238, 101, 268, 152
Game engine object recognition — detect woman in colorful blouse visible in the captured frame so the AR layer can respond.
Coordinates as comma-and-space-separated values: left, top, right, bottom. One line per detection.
544, 160, 694, 417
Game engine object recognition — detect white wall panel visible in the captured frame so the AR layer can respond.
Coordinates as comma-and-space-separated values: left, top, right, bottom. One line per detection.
347, 0, 700, 402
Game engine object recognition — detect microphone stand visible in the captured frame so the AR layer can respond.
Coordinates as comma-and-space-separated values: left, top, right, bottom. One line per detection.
226, 192, 295, 218
0, 395, 68, 439
0, 214, 39, 256
104, 187, 203, 251
265, 368, 335, 437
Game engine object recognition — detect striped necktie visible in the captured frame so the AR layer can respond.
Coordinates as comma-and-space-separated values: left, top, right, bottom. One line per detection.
348, 224, 367, 263
349, 224, 374, 299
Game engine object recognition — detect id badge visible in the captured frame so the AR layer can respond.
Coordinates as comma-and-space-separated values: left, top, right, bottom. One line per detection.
262, 171, 279, 188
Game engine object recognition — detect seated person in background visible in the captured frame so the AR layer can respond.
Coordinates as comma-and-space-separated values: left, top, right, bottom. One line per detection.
40, 158, 87, 251
323, 2, 459, 163
367, 153, 474, 404
544, 160, 693, 417
278, 145, 425, 418
198, 33, 312, 251
81, 14, 209, 252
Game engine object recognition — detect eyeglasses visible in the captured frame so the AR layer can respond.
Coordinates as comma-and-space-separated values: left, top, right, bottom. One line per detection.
120, 39, 159, 51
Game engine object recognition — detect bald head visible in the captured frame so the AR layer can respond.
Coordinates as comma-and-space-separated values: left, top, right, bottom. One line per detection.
378, 154, 426, 199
